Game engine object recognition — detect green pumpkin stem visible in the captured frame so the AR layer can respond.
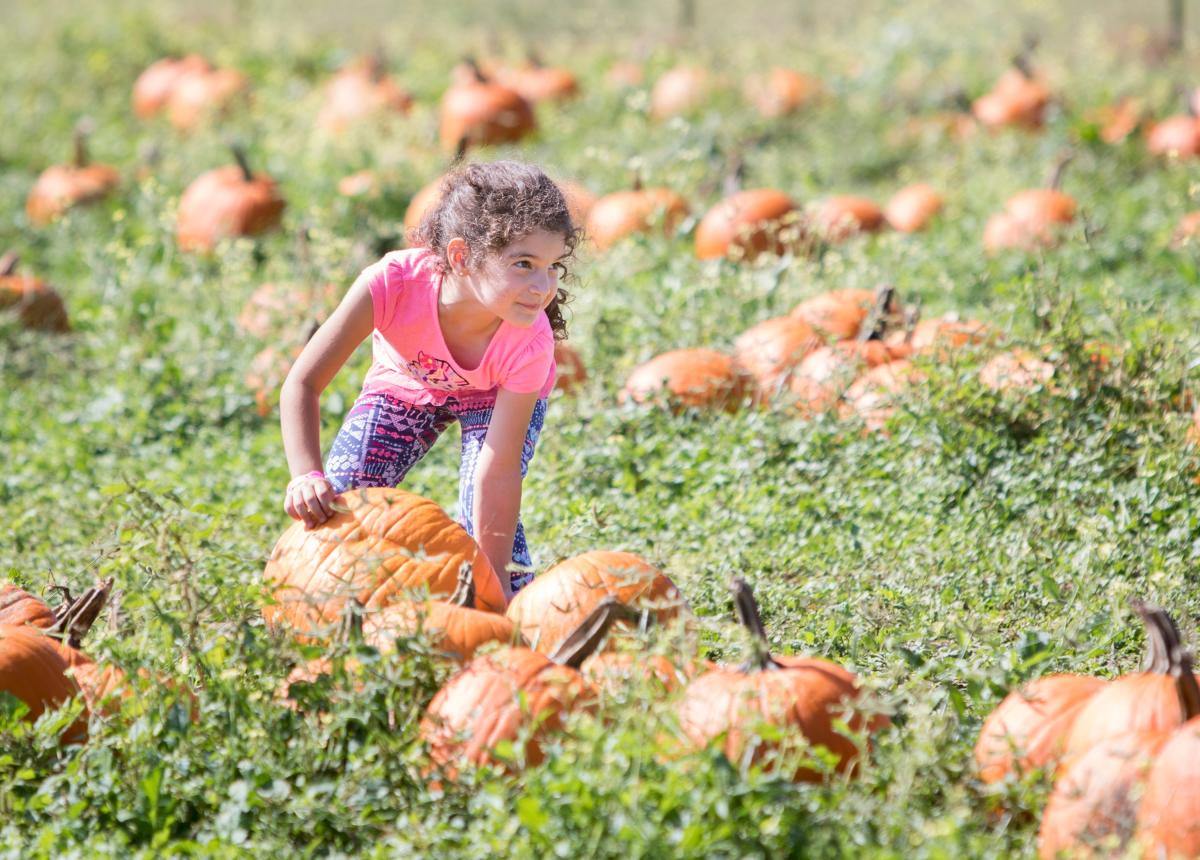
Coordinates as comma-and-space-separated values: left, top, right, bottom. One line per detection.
230, 144, 255, 184
47, 577, 113, 649
730, 578, 782, 672
548, 597, 641, 669
449, 564, 476, 609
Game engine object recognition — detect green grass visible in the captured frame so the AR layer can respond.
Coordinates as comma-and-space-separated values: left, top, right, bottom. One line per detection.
2, 0, 1199, 856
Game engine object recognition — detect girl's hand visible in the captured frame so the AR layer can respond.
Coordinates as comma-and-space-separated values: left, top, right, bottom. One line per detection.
284, 472, 337, 529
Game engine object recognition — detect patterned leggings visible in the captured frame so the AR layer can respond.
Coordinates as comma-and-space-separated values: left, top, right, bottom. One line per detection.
324, 391, 548, 592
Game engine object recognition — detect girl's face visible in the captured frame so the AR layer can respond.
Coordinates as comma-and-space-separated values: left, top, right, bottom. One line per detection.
471, 229, 569, 328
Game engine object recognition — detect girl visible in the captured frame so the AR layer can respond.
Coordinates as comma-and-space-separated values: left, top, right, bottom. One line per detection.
279, 160, 576, 602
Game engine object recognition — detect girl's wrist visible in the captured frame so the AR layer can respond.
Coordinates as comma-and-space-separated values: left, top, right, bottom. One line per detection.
287, 470, 327, 491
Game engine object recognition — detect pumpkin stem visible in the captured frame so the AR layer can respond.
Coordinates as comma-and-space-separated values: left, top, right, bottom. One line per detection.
0, 252, 19, 277
451, 136, 469, 166
449, 563, 476, 609
1046, 150, 1074, 191
526, 48, 545, 69
47, 577, 113, 649
730, 578, 782, 671
548, 597, 642, 669
856, 284, 901, 343
72, 118, 95, 168
901, 296, 923, 345
722, 153, 745, 198
630, 168, 643, 193
462, 56, 488, 84
1011, 32, 1038, 80
365, 45, 387, 83
1133, 600, 1184, 674
230, 144, 255, 184
1172, 647, 1200, 720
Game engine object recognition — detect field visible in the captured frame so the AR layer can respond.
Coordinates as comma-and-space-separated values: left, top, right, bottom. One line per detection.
2, 0, 1200, 856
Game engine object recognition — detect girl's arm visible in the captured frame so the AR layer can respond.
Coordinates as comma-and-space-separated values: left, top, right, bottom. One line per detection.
474, 387, 539, 602
279, 274, 374, 528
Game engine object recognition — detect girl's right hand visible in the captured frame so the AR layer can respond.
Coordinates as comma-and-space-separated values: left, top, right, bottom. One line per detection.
284, 472, 338, 529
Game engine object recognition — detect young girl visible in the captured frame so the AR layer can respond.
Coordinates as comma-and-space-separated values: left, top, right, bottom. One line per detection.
279, 160, 576, 602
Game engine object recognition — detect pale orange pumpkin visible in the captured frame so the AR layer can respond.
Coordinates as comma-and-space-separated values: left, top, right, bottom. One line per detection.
166, 67, 248, 131
316, 54, 413, 135
813, 196, 885, 242
972, 64, 1050, 131
26, 124, 120, 227
438, 59, 535, 151
586, 185, 689, 250
883, 184, 943, 233
1146, 115, 1200, 158
505, 550, 683, 655
791, 288, 878, 341
677, 579, 888, 782
620, 348, 749, 411
840, 359, 925, 433
743, 68, 820, 118
732, 315, 820, 398
650, 66, 708, 120
984, 156, 1076, 255
237, 280, 341, 340
492, 53, 579, 104
979, 349, 1055, 392
263, 487, 507, 636
131, 55, 212, 119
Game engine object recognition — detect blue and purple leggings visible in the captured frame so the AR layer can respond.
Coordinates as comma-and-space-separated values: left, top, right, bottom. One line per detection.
323, 391, 547, 593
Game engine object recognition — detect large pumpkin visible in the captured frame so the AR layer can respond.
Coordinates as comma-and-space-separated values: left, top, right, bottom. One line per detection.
0, 625, 87, 741
677, 579, 888, 782
263, 487, 507, 635
732, 315, 820, 398
0, 253, 70, 333
421, 598, 634, 772
0, 584, 56, 628
438, 60, 535, 151
620, 348, 748, 412
1135, 715, 1200, 857
974, 673, 1107, 784
166, 66, 247, 131
176, 148, 286, 252
694, 189, 800, 261
505, 550, 683, 655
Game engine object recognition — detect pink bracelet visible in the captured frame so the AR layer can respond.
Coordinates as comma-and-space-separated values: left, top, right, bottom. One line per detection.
287, 470, 327, 491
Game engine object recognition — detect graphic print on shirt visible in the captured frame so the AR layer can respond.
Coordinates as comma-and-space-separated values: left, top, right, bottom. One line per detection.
401, 350, 471, 391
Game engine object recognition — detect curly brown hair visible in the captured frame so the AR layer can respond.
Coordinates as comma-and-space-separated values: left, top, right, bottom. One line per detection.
411, 160, 581, 341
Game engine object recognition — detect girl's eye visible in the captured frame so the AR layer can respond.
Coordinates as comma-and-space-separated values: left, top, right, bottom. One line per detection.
514, 260, 533, 269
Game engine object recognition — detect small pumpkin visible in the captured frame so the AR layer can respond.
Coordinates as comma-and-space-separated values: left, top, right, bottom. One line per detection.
553, 341, 587, 394
1171, 211, 1200, 248
605, 60, 644, 89
176, 146, 286, 252
0, 252, 70, 333
650, 66, 708, 120
975, 673, 1108, 784
972, 60, 1050, 131
620, 348, 749, 411
744, 68, 820, 118
840, 359, 925, 433
26, 123, 120, 227
983, 155, 1076, 255
438, 59, 535, 151
892, 316, 993, 357
813, 195, 885, 242
166, 66, 248, 132
556, 179, 596, 226
493, 52, 579, 104
883, 184, 943, 233
694, 189, 801, 261
421, 598, 633, 772
732, 315, 820, 399
585, 181, 689, 250
505, 550, 683, 655
263, 486, 507, 636
316, 53, 413, 135
979, 349, 1055, 392
131, 55, 212, 119
677, 578, 888, 782
1084, 95, 1143, 145
791, 288, 878, 341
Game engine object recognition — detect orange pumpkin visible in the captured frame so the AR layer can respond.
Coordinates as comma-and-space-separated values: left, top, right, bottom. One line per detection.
789, 340, 903, 415
972, 65, 1050, 131
840, 359, 924, 433
1084, 95, 1143, 145
0, 584, 55, 628
744, 68, 819, 118
895, 316, 993, 356
975, 674, 1107, 784
650, 66, 708, 120
556, 179, 596, 226
582, 651, 701, 694
1135, 716, 1200, 857
605, 60, 644, 89
316, 55, 413, 135
791, 288, 877, 341
0, 625, 87, 741
421, 598, 634, 772
263, 487, 507, 636
979, 349, 1055, 392
337, 169, 381, 199
813, 196, 885, 242
984, 157, 1076, 255
493, 54, 579, 104
883, 184, 943, 233
131, 55, 212, 118
26, 125, 120, 227
1146, 115, 1200, 158
620, 348, 749, 411
694, 189, 801, 261
166, 67, 248, 132
505, 550, 683, 655
0, 253, 70, 333
404, 176, 446, 238
677, 579, 888, 782
438, 60, 535, 151
553, 341, 587, 394
176, 147, 286, 252
585, 186, 689, 250
1171, 211, 1200, 248
732, 315, 820, 398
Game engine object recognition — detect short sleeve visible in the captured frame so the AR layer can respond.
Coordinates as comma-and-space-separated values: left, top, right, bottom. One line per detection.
501, 330, 554, 394
349, 256, 395, 331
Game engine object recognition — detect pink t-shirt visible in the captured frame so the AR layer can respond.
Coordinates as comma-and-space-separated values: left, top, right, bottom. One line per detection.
356, 248, 556, 406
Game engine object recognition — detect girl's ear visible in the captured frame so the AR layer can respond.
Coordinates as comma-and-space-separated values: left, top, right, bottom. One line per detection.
446, 237, 470, 275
